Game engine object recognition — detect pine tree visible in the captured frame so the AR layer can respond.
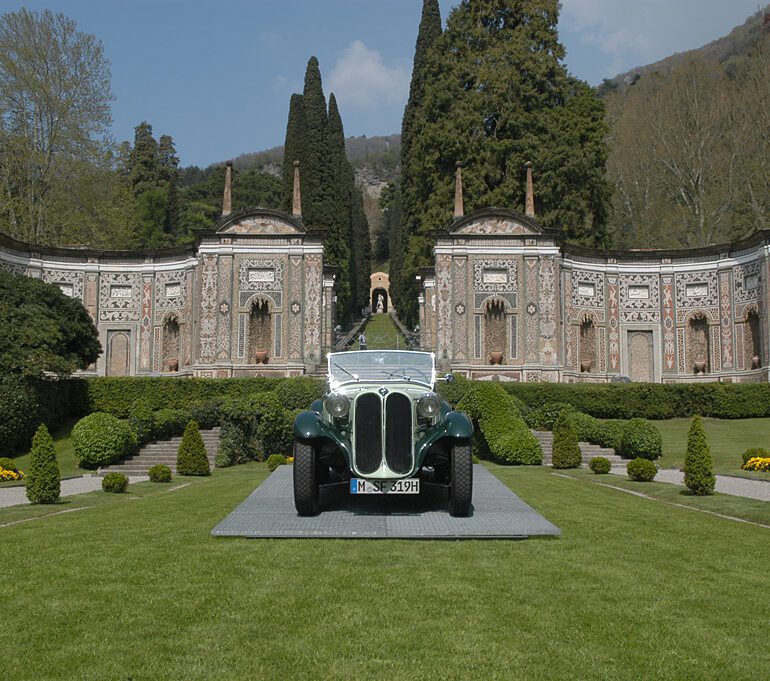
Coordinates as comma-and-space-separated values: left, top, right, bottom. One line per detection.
128, 122, 160, 196
394, 0, 443, 323
177, 420, 210, 476
25, 424, 61, 504
158, 134, 180, 235
396, 0, 611, 326
551, 411, 581, 469
683, 415, 715, 495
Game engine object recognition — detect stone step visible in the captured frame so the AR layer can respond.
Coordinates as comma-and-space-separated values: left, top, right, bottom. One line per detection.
532, 430, 622, 466
99, 428, 220, 476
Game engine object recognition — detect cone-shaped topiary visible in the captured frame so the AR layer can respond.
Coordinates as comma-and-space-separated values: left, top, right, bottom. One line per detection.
176, 420, 210, 476
684, 415, 715, 495
552, 411, 581, 469
25, 424, 60, 504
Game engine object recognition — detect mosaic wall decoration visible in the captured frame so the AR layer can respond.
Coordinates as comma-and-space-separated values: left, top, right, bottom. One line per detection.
455, 218, 536, 235
0, 261, 25, 275
288, 256, 303, 361
199, 255, 218, 363
140, 276, 153, 370
473, 259, 517, 294
734, 261, 760, 305
620, 273, 660, 322
453, 257, 468, 361
154, 271, 188, 315
719, 271, 733, 369
216, 258, 233, 361
608, 276, 619, 370
538, 257, 557, 365
238, 258, 284, 292
571, 270, 605, 308
99, 273, 141, 322
564, 273, 576, 371
42, 269, 84, 301
303, 253, 322, 362
675, 272, 718, 321
662, 276, 676, 371
524, 259, 539, 362
436, 254, 452, 360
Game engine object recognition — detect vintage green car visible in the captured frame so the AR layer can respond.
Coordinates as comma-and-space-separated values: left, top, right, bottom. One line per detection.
292, 350, 474, 517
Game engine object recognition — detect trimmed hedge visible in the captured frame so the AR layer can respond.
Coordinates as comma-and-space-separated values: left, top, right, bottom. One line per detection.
72, 413, 137, 469
458, 383, 542, 465
552, 410, 581, 469
618, 418, 662, 460
627, 457, 657, 482
525, 402, 577, 431
504, 382, 770, 419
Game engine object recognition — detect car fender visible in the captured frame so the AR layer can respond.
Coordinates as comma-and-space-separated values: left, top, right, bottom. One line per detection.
415, 410, 474, 463
293, 410, 352, 461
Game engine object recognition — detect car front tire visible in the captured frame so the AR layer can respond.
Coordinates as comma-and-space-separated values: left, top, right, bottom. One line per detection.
448, 439, 473, 517
293, 437, 320, 516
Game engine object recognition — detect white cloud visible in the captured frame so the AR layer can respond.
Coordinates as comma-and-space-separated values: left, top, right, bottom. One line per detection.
328, 40, 410, 109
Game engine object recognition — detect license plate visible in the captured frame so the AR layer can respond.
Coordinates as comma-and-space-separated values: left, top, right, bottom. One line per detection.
350, 478, 420, 495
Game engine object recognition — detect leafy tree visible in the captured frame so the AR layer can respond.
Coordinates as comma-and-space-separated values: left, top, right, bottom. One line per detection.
683, 415, 715, 495
0, 8, 113, 244
177, 420, 210, 476
0, 269, 100, 379
396, 0, 611, 325
25, 424, 60, 504
552, 410, 581, 469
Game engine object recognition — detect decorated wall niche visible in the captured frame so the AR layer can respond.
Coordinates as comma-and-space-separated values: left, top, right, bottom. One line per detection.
578, 313, 597, 373
484, 298, 507, 365
745, 307, 761, 370
248, 298, 272, 364
161, 314, 181, 372
687, 312, 711, 374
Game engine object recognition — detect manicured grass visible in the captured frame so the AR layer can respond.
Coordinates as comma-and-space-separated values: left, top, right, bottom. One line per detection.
655, 416, 770, 480
1, 462, 769, 680
359, 312, 407, 349
372, 261, 389, 274
0, 418, 83, 488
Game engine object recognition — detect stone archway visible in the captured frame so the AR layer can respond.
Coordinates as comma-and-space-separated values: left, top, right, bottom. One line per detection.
248, 298, 272, 364
106, 331, 131, 376
369, 272, 391, 314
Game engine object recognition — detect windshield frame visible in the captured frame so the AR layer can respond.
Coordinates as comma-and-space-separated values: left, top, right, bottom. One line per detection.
327, 350, 436, 390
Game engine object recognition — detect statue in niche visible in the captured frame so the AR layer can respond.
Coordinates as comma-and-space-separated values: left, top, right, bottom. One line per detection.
376, 293, 384, 313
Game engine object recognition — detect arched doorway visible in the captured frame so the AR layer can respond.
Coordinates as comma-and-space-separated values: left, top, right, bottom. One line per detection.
248, 298, 271, 364
485, 299, 507, 365
372, 288, 388, 313
106, 331, 130, 376
369, 272, 391, 315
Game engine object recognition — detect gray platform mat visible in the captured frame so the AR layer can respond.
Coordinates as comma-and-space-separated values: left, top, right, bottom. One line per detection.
212, 465, 560, 540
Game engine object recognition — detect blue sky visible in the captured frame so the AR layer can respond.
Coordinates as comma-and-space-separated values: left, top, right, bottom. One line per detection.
1, 0, 763, 167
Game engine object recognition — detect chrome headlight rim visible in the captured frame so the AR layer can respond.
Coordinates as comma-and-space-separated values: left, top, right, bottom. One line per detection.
416, 392, 441, 419
325, 393, 350, 419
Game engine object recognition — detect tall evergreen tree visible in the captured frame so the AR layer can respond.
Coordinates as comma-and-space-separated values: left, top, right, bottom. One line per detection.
128, 122, 159, 196
25, 424, 60, 504
396, 0, 611, 326
350, 184, 372, 313
158, 134, 180, 236
281, 94, 306, 214
393, 0, 443, 322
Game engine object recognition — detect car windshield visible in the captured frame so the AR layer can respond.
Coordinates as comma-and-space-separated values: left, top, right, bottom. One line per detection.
328, 350, 435, 388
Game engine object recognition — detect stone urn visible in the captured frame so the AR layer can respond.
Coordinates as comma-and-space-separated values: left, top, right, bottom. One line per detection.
489, 351, 503, 365
167, 358, 179, 372
693, 359, 707, 374
752, 355, 760, 370
580, 359, 592, 373
254, 349, 269, 365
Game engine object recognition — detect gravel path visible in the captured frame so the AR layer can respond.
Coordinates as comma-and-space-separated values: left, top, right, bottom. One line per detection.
0, 475, 149, 509
610, 466, 770, 502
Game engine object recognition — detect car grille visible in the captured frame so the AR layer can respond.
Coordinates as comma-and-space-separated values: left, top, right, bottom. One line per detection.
354, 393, 382, 474
353, 391, 413, 474
385, 393, 412, 474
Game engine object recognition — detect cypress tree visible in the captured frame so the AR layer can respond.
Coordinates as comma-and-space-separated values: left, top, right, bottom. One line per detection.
394, 0, 443, 324
128, 122, 159, 196
177, 420, 210, 476
25, 424, 60, 504
551, 411, 581, 469
350, 185, 372, 313
281, 94, 306, 213
683, 415, 715, 495
158, 134, 180, 235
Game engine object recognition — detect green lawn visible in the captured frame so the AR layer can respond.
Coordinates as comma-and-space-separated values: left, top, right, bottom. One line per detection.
359, 313, 407, 349
655, 416, 770, 479
1, 462, 769, 680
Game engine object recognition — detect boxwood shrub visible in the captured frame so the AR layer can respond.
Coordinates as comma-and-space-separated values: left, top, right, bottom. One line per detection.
267, 454, 287, 471
525, 402, 577, 431
177, 421, 210, 476
589, 456, 611, 474
627, 457, 657, 482
148, 464, 172, 483
619, 418, 662, 460
458, 383, 541, 465
552, 410, 581, 469
102, 472, 129, 493
72, 413, 137, 469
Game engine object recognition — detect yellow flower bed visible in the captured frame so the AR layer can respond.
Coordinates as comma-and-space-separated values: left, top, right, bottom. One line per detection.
742, 457, 770, 472
0, 466, 25, 481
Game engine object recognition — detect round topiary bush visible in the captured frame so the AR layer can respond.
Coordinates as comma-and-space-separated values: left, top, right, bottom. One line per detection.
589, 456, 611, 475
742, 447, 769, 466
0, 456, 17, 471
619, 418, 662, 460
551, 410, 581, 469
148, 464, 172, 483
627, 457, 657, 482
25, 424, 60, 504
684, 415, 715, 495
72, 412, 137, 469
102, 472, 128, 493
177, 420, 210, 476
267, 454, 287, 472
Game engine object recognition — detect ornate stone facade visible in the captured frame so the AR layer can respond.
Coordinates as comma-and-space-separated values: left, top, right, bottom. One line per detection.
422, 207, 770, 383
0, 207, 331, 377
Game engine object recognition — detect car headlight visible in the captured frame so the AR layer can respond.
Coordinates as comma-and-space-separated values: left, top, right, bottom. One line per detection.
325, 394, 350, 419
417, 392, 441, 419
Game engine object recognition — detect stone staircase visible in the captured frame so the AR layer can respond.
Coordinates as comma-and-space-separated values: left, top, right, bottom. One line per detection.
532, 430, 623, 467
99, 428, 221, 476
